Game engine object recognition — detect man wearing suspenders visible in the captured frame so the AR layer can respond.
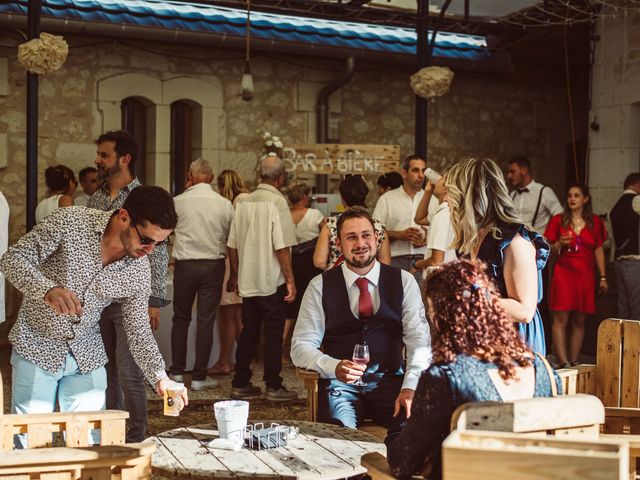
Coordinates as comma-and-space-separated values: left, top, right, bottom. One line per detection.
506, 156, 563, 351
506, 157, 564, 235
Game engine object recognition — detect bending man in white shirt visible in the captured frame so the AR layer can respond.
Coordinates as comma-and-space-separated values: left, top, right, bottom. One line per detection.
291, 206, 431, 443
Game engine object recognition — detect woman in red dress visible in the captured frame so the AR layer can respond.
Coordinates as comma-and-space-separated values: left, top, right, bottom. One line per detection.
544, 184, 608, 368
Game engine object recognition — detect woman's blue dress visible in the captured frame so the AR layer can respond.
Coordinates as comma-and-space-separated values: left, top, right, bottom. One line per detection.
476, 221, 550, 355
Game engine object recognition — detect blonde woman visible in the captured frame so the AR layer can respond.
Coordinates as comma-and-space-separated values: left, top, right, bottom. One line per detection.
444, 157, 550, 354
209, 170, 249, 375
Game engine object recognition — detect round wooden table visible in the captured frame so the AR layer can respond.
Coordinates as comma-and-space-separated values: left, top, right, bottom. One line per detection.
149, 420, 386, 479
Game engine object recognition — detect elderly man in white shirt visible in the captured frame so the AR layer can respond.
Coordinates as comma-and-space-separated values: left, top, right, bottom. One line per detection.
169, 158, 234, 391
373, 155, 437, 282
506, 156, 563, 234
292, 207, 431, 443
227, 154, 298, 402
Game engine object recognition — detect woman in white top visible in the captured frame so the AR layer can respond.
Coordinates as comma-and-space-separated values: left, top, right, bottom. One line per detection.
209, 169, 249, 376
283, 182, 325, 364
35, 165, 77, 223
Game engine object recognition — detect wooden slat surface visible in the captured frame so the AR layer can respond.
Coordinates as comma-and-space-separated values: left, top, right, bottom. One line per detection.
443, 430, 628, 480
100, 419, 126, 446
597, 319, 623, 407
27, 423, 52, 449
65, 420, 89, 447
575, 365, 597, 395
622, 321, 640, 408
150, 421, 384, 479
188, 425, 278, 479
80, 468, 111, 480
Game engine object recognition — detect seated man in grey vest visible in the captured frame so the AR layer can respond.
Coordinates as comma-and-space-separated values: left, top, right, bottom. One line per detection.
291, 206, 431, 441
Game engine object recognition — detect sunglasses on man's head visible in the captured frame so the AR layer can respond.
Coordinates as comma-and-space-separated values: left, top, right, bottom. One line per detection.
131, 221, 168, 247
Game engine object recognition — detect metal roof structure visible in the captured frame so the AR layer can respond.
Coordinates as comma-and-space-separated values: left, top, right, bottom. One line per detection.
0, 0, 508, 69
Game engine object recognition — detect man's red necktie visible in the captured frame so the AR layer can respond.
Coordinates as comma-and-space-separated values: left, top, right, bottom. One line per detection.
355, 277, 373, 320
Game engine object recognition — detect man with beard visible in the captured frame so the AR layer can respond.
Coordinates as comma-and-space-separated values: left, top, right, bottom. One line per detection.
291, 206, 431, 442
87, 130, 170, 442
0, 186, 187, 448
373, 155, 435, 282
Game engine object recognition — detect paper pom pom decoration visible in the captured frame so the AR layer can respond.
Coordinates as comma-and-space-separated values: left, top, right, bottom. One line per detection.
18, 33, 69, 75
410, 66, 454, 100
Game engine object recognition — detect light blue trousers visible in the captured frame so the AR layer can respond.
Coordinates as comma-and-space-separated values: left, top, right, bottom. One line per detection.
11, 350, 107, 448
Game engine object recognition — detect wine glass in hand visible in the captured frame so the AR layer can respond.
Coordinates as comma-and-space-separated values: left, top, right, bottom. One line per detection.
352, 344, 370, 386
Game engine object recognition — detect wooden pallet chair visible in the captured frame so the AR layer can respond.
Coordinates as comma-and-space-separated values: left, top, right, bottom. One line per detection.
362, 394, 638, 480
557, 364, 597, 395
296, 367, 386, 439
0, 371, 153, 479
0, 443, 154, 480
594, 319, 640, 435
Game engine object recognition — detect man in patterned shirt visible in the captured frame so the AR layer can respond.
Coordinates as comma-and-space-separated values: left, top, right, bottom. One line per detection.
87, 130, 170, 442
0, 186, 186, 448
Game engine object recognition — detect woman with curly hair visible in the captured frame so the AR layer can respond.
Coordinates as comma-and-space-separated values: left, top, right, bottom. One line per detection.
444, 157, 550, 354
387, 260, 561, 479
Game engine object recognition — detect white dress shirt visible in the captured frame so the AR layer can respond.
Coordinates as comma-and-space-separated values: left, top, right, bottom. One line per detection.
422, 202, 457, 279
373, 186, 438, 257
294, 208, 325, 243
510, 180, 564, 234
291, 260, 431, 391
74, 192, 91, 207
173, 183, 234, 261
622, 189, 640, 214
228, 184, 297, 297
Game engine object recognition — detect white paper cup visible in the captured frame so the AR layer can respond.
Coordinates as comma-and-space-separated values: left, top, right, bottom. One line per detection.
425, 168, 442, 183
164, 381, 184, 417
214, 400, 249, 441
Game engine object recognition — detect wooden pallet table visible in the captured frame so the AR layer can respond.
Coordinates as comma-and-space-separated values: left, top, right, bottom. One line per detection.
149, 420, 386, 479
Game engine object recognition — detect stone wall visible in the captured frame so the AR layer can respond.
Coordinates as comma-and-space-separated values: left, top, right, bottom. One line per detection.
0, 35, 574, 241
589, 9, 640, 213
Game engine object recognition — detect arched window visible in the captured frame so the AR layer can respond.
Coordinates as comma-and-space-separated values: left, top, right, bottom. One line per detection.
170, 100, 197, 195
121, 97, 150, 185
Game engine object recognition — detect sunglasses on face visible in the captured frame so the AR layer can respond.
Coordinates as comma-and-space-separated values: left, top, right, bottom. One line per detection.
131, 221, 168, 247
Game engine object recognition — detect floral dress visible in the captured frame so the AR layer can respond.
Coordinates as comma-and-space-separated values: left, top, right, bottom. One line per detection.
325, 214, 386, 270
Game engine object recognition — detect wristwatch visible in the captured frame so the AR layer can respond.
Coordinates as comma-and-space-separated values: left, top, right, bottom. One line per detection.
411, 259, 420, 270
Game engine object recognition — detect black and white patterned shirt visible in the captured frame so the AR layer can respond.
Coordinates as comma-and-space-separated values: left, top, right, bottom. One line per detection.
87, 178, 169, 307
0, 207, 166, 385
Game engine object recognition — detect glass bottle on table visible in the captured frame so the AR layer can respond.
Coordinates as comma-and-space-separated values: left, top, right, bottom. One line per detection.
352, 344, 370, 386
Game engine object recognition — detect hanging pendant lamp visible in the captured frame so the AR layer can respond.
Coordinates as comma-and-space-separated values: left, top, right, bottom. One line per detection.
240, 0, 254, 101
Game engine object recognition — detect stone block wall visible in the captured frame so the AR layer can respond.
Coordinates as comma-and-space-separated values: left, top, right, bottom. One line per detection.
0, 35, 574, 241
589, 9, 640, 213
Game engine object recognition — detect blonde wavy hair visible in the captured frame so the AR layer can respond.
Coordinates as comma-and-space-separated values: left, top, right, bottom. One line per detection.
445, 157, 523, 255
217, 169, 249, 203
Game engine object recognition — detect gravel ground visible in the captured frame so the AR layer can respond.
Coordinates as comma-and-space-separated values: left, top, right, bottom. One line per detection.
0, 346, 308, 436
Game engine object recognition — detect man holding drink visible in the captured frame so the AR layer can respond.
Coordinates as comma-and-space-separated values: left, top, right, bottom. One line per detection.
373, 155, 438, 282
0, 186, 187, 446
291, 207, 431, 442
